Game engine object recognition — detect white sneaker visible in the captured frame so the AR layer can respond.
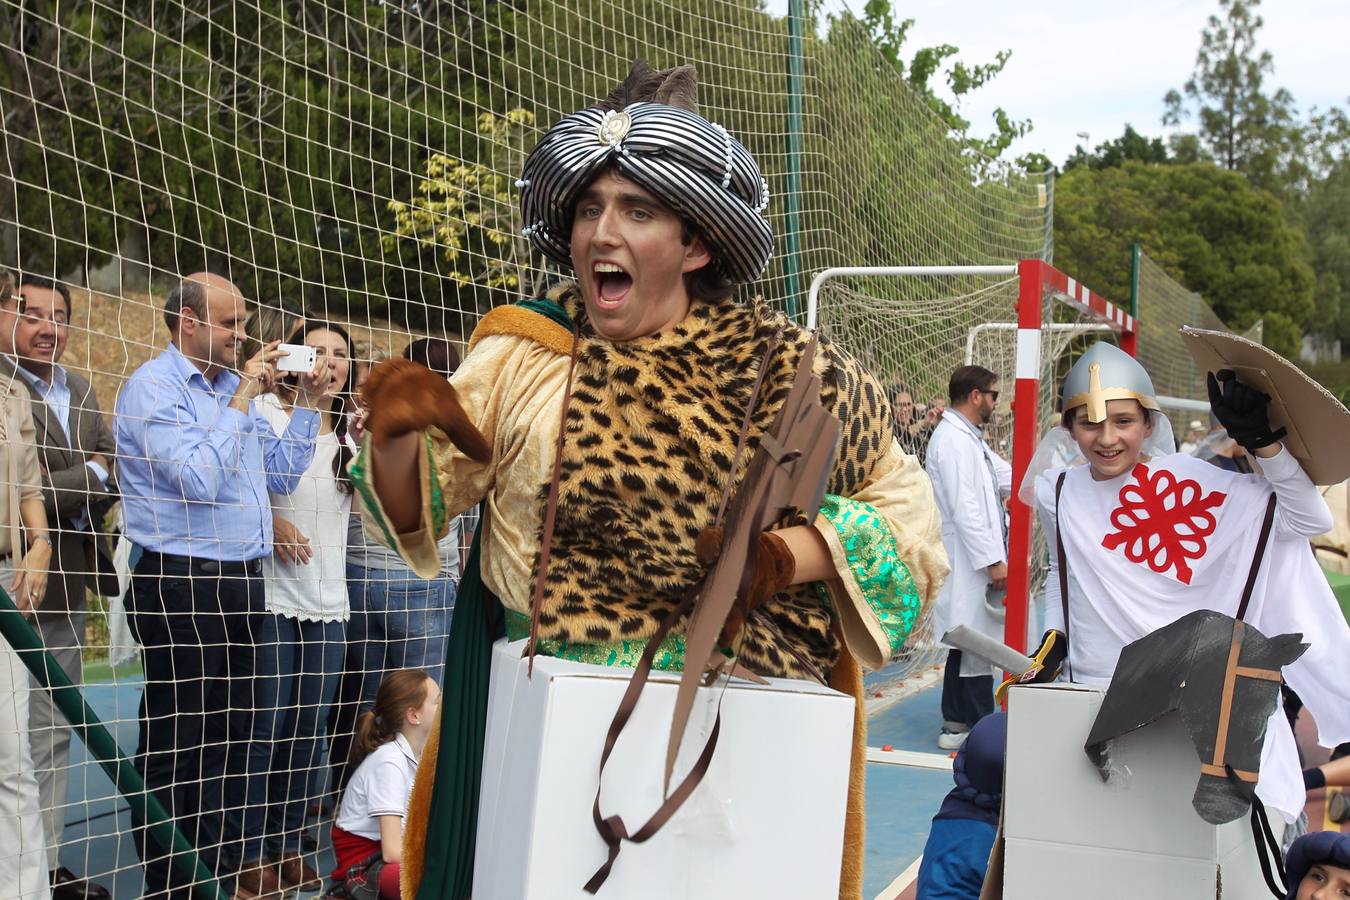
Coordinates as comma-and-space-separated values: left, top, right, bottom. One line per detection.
937, 729, 969, 750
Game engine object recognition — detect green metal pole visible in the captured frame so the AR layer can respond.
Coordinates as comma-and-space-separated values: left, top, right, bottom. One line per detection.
1129, 243, 1141, 321
0, 590, 226, 900
784, 0, 805, 323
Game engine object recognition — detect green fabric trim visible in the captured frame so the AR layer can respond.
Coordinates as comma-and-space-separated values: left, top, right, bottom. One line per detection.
423, 431, 447, 538
348, 442, 401, 553
815, 493, 923, 659
348, 434, 448, 554
515, 296, 573, 333
502, 609, 687, 671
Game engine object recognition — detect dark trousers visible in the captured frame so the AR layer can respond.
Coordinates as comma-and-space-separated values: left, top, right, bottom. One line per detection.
941, 650, 994, 730
126, 552, 264, 900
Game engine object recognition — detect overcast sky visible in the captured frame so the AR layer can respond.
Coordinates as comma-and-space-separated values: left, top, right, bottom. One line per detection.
766, 0, 1349, 165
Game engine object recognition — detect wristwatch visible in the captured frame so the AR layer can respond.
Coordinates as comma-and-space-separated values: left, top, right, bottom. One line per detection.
28, 534, 52, 549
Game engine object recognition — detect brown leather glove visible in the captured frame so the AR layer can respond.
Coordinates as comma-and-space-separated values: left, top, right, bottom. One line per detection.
695, 526, 796, 645
360, 358, 491, 463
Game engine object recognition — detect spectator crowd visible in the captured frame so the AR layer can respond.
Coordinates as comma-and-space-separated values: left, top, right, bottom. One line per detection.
0, 268, 467, 900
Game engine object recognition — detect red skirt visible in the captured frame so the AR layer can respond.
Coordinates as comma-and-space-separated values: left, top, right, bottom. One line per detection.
331, 824, 382, 880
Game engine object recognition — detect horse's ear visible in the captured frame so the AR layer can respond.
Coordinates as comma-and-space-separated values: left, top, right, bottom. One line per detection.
1267, 632, 1308, 667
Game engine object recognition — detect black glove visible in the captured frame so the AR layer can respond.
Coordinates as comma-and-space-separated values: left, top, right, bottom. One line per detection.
1206, 369, 1286, 452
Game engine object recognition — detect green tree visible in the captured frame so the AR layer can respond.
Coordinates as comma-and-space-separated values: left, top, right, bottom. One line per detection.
1301, 158, 1350, 344
1161, 0, 1300, 196
384, 110, 536, 293
0, 1, 515, 327
1062, 125, 1170, 172
1054, 161, 1314, 357
847, 0, 1031, 159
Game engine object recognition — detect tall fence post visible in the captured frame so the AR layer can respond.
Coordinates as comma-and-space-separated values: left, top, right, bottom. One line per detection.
784, 0, 805, 322
1123, 243, 1140, 358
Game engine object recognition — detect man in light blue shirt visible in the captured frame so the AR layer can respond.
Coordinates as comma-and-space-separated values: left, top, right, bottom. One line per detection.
115, 272, 322, 899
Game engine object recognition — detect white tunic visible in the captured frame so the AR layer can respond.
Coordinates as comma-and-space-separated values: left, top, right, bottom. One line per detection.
259, 394, 352, 622
926, 409, 1011, 676
1036, 449, 1350, 820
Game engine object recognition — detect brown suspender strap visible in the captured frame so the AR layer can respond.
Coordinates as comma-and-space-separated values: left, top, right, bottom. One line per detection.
1234, 495, 1277, 623
526, 327, 581, 676
1054, 472, 1070, 680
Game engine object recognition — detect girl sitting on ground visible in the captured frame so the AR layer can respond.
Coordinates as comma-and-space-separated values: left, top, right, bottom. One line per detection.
327, 669, 440, 900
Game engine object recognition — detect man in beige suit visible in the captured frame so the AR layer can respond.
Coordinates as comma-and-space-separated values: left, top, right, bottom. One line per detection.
0, 274, 115, 900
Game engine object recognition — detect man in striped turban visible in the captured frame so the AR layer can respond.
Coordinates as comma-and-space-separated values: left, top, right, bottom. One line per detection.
351, 60, 948, 900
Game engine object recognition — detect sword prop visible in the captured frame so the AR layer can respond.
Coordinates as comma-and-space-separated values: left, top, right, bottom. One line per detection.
942, 624, 1035, 674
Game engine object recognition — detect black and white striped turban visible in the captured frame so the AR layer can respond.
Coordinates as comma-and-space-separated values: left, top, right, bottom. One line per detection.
518, 102, 773, 284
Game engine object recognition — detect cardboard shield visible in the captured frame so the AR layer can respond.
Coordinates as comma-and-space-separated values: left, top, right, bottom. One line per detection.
1180, 326, 1350, 485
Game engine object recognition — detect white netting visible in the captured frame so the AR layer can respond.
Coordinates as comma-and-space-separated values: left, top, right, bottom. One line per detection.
1135, 249, 1247, 436
0, 0, 1055, 895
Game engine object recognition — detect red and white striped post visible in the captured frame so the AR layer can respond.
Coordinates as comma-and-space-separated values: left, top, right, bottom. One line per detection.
1004, 259, 1045, 655
1004, 260, 1139, 656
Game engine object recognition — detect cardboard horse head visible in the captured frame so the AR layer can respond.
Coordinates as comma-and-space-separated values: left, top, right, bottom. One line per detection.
1083, 610, 1306, 825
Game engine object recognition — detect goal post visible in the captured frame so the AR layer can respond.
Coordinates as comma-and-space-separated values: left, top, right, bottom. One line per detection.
806, 265, 1018, 329
1004, 259, 1139, 654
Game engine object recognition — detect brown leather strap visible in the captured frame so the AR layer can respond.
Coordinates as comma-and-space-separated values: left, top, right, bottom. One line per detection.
1211, 621, 1245, 775
1204, 502, 1288, 799
1201, 763, 1258, 781
1055, 471, 1070, 680
584, 337, 784, 890
715, 334, 781, 529
1208, 619, 1283, 783
1234, 495, 1277, 623
526, 326, 581, 676
582, 588, 719, 894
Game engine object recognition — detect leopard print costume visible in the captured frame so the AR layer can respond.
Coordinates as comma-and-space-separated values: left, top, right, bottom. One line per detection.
528, 282, 892, 679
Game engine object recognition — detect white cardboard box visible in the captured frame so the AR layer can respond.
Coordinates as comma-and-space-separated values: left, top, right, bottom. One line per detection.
473, 638, 854, 899
1001, 683, 1269, 900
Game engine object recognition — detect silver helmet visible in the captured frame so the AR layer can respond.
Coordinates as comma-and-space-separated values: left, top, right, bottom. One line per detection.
1060, 342, 1160, 423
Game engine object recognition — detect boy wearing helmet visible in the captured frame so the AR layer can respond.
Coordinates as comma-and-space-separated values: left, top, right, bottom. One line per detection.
1006, 341, 1350, 825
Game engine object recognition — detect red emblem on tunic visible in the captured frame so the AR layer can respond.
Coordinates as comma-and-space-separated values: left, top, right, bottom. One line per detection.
1101, 463, 1227, 584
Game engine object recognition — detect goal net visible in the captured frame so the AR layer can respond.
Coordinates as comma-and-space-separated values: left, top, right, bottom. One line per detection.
0, 0, 1051, 894
1134, 249, 1256, 437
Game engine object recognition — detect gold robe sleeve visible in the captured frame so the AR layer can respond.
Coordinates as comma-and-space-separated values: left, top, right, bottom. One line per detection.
350, 319, 572, 584
815, 439, 950, 670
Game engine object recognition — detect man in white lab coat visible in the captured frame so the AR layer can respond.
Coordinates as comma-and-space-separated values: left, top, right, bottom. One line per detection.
925, 365, 1011, 749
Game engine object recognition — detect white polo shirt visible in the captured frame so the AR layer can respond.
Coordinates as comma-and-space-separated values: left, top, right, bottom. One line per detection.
335, 733, 419, 840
